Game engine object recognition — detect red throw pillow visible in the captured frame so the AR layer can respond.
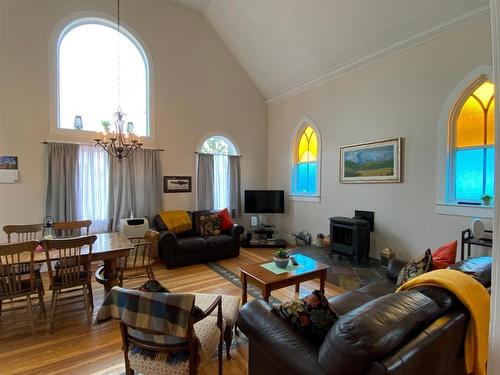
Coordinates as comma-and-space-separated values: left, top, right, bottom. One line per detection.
219, 208, 234, 231
431, 240, 457, 270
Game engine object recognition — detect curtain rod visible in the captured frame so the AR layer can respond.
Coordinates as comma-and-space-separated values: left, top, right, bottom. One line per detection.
195, 151, 243, 157
42, 141, 164, 151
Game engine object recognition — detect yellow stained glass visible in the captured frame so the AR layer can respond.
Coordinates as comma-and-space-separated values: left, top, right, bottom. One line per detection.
297, 126, 318, 163
473, 81, 494, 105
456, 81, 495, 148
488, 100, 495, 145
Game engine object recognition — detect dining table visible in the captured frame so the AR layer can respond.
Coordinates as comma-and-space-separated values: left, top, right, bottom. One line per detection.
30, 232, 134, 293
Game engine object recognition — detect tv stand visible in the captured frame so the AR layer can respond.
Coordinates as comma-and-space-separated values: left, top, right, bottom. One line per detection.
241, 227, 288, 248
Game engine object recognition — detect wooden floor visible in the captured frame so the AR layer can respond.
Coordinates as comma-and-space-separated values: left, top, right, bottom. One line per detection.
0, 248, 345, 375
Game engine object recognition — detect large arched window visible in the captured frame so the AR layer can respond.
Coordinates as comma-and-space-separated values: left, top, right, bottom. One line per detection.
291, 120, 321, 199
57, 20, 149, 136
451, 80, 495, 203
198, 135, 239, 211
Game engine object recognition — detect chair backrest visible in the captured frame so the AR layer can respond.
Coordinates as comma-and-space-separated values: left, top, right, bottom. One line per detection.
41, 235, 97, 287
53, 220, 92, 238
3, 224, 42, 243
123, 230, 160, 269
0, 241, 38, 297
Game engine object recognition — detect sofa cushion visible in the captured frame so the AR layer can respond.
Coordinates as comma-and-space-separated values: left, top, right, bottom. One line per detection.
177, 237, 207, 252
432, 240, 457, 270
318, 290, 440, 375
205, 235, 233, 250
218, 208, 234, 231
199, 213, 222, 236
328, 291, 376, 316
448, 256, 492, 287
397, 249, 433, 286
356, 280, 397, 299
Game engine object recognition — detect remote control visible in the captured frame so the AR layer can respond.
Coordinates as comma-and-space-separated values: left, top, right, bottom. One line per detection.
290, 256, 298, 266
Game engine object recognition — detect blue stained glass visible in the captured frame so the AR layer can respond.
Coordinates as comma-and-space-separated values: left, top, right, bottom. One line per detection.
455, 149, 484, 201
292, 162, 317, 195
486, 148, 495, 197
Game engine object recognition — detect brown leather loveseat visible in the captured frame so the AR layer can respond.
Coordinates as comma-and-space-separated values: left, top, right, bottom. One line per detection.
237, 257, 491, 375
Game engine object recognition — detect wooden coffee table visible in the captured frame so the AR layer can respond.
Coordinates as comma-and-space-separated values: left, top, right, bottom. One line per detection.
239, 253, 329, 304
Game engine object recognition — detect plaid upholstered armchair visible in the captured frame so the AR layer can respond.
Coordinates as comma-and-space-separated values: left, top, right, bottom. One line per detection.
96, 287, 223, 375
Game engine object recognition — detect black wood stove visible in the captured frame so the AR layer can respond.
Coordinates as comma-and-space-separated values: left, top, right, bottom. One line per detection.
329, 216, 371, 264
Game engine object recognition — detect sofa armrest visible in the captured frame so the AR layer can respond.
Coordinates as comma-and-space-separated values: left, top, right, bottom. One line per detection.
386, 258, 408, 281
229, 224, 244, 238
237, 300, 323, 375
157, 230, 178, 265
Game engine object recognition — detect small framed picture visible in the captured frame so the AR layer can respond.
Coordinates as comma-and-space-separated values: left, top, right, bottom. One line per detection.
164, 176, 192, 193
340, 138, 402, 183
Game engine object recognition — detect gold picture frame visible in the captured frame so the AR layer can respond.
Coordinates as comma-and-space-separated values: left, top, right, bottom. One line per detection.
339, 138, 402, 183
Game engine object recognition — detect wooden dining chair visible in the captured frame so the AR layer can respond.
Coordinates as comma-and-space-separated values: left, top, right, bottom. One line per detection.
0, 241, 46, 335
117, 230, 160, 286
3, 224, 43, 242
41, 235, 97, 334
3, 224, 45, 295
53, 220, 92, 238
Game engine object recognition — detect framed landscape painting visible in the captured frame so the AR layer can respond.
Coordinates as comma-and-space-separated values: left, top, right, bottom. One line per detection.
164, 176, 192, 193
340, 138, 402, 183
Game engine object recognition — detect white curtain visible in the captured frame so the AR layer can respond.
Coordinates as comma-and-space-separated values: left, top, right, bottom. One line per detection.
213, 154, 229, 210
76, 145, 111, 233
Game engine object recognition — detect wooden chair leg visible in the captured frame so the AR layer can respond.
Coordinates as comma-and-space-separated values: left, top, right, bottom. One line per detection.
218, 329, 223, 375
26, 294, 36, 336
37, 288, 46, 318
87, 282, 94, 309
147, 267, 156, 280
0, 300, 2, 317
83, 285, 92, 325
224, 326, 233, 360
49, 290, 58, 334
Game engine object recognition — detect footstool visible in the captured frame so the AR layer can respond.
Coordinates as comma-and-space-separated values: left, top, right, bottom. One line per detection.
194, 293, 241, 359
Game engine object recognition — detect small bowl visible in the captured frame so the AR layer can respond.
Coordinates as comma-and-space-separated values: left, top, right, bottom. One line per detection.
274, 256, 289, 268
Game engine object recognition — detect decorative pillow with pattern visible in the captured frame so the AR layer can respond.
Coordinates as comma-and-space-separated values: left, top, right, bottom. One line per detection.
199, 213, 221, 236
396, 249, 433, 287
272, 290, 338, 345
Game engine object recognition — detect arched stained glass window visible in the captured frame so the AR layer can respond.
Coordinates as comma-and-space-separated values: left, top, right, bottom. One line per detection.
452, 80, 495, 202
292, 122, 320, 197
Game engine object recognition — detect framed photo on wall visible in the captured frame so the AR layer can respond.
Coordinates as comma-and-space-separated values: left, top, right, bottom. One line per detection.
164, 176, 192, 193
340, 138, 402, 183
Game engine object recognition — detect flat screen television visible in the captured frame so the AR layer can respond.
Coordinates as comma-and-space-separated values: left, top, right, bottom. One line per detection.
244, 190, 285, 214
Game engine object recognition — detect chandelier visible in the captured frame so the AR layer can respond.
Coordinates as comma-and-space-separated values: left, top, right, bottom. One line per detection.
93, 0, 142, 161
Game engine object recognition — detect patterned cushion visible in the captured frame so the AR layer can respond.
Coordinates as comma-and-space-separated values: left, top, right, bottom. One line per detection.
397, 249, 433, 287
272, 290, 338, 345
199, 214, 221, 236
194, 293, 241, 327
128, 316, 223, 374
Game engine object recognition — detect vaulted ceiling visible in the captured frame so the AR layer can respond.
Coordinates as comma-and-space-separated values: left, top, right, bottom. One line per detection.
173, 0, 490, 102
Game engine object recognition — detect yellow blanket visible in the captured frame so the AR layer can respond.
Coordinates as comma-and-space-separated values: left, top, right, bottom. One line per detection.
159, 210, 192, 234
397, 269, 490, 375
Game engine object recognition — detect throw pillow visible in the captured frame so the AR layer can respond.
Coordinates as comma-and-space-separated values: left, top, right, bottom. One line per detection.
272, 290, 338, 345
432, 240, 457, 270
218, 208, 234, 231
397, 249, 433, 287
200, 213, 221, 236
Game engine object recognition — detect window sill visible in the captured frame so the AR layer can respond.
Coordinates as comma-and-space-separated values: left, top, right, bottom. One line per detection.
435, 202, 493, 218
289, 194, 320, 203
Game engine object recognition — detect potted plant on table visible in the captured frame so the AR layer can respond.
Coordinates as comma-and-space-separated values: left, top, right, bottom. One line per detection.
273, 249, 290, 268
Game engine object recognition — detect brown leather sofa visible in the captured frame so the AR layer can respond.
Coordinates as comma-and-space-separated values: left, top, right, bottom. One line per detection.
237, 257, 491, 375
153, 210, 244, 268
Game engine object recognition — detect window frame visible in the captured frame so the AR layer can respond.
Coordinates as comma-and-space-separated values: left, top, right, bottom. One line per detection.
290, 118, 321, 202
449, 78, 494, 204
48, 13, 155, 142
436, 65, 494, 218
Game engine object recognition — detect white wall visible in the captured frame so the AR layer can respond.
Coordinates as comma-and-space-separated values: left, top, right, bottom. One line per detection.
267, 20, 493, 260
0, 0, 267, 241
